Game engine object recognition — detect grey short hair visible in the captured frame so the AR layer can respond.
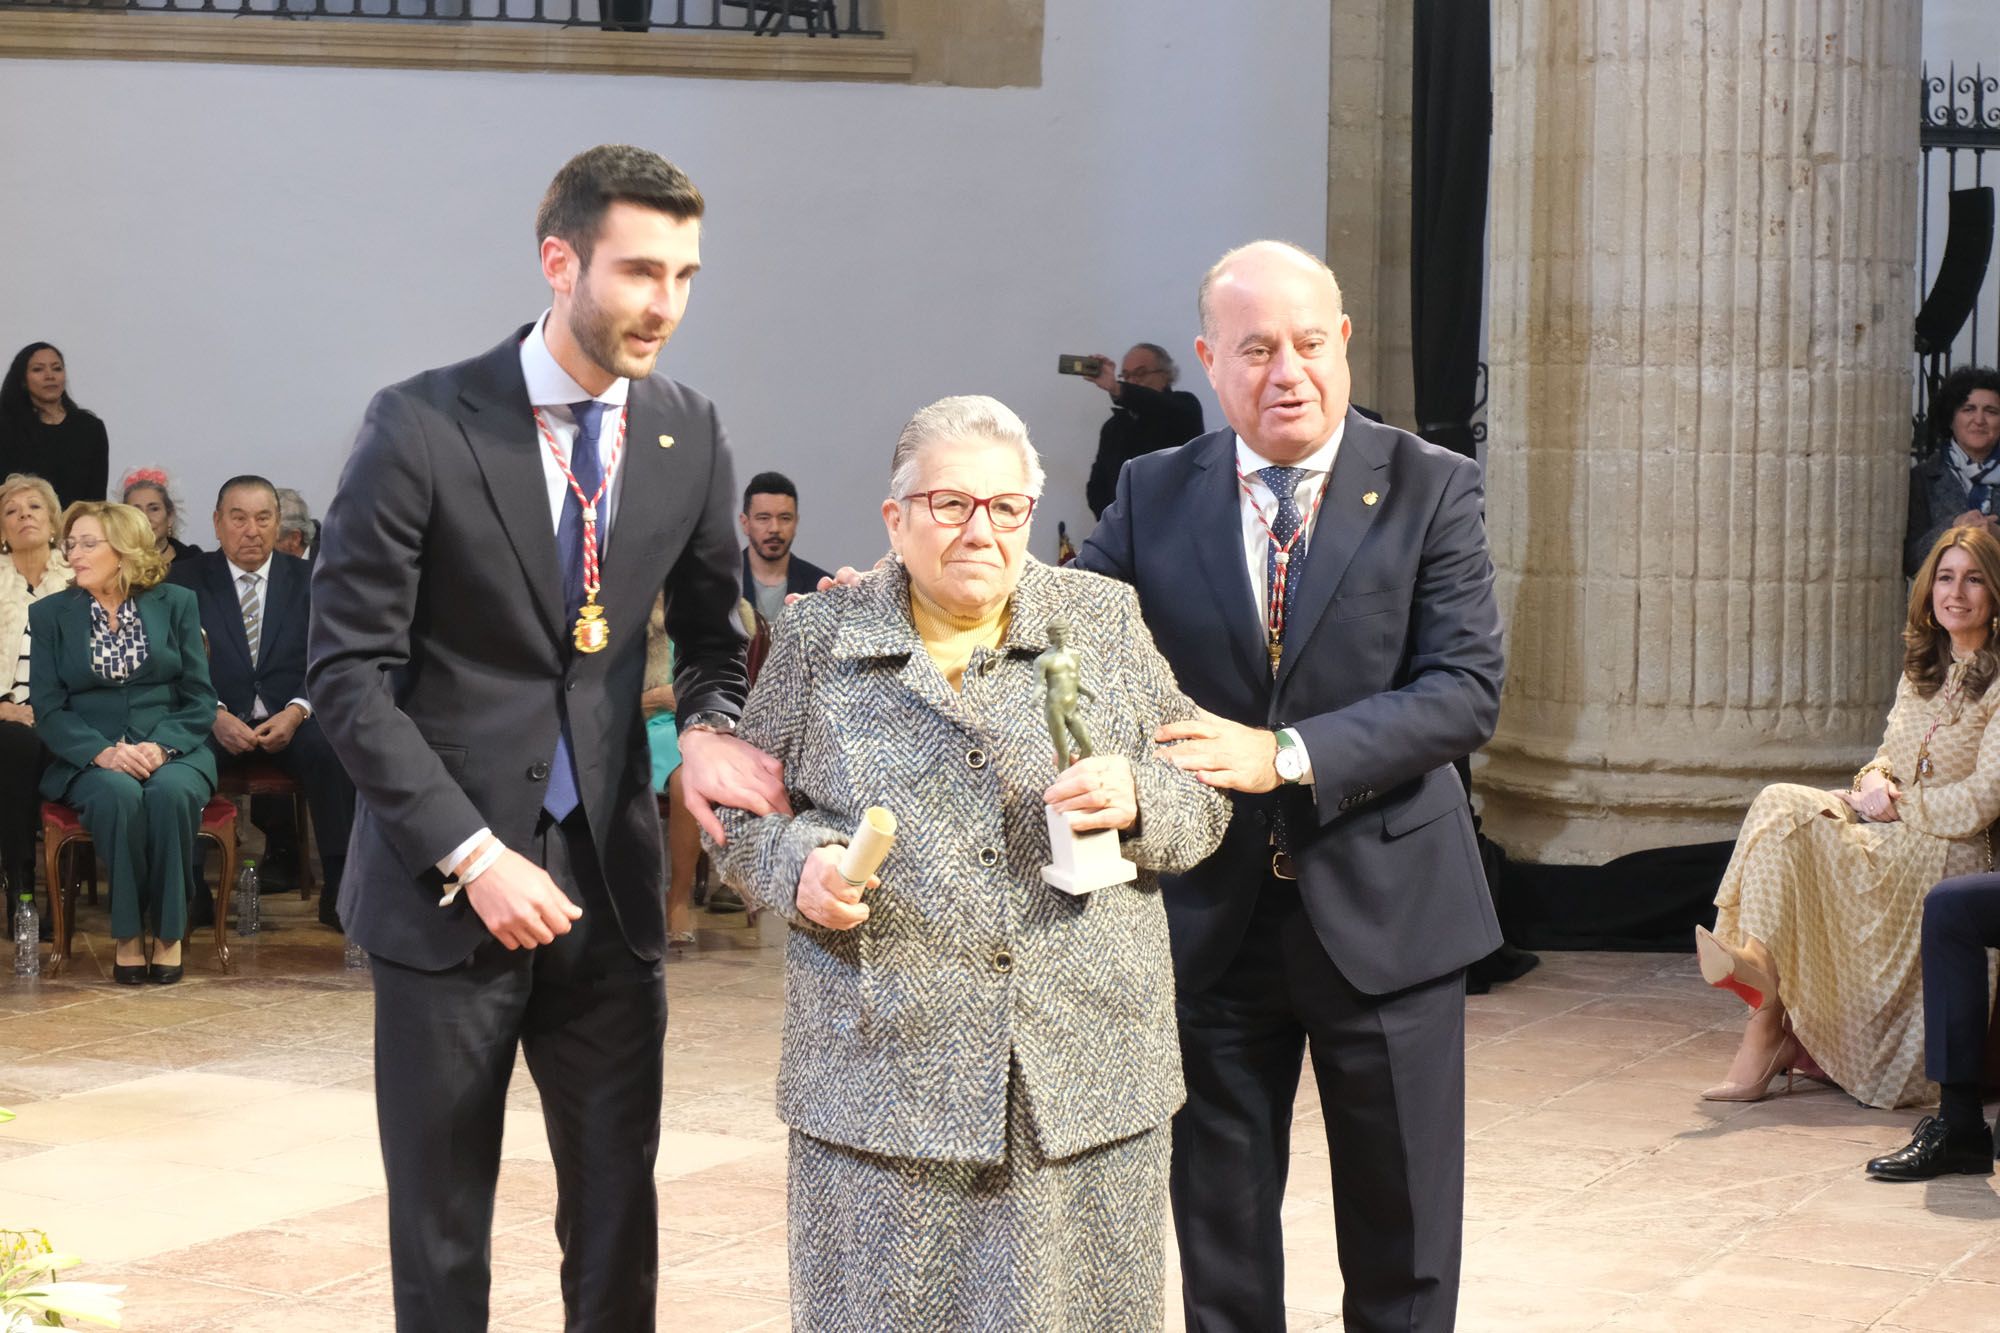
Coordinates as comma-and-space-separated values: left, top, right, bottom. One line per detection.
889, 395, 1046, 502
1197, 240, 1345, 341
1130, 342, 1179, 385
275, 487, 315, 544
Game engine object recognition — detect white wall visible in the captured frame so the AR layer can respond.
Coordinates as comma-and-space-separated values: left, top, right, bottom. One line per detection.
0, 1, 1329, 569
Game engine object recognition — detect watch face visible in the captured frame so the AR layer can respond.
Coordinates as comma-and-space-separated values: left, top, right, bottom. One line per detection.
1277, 749, 1305, 780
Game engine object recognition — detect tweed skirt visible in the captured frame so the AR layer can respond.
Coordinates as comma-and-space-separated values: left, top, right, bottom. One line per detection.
786, 1066, 1170, 1333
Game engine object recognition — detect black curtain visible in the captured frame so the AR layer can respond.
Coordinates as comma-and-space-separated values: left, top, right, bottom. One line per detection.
1410, 0, 1492, 460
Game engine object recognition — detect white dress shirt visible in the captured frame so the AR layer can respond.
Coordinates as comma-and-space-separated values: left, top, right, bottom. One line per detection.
225, 556, 310, 721
1234, 421, 1345, 784
438, 311, 633, 885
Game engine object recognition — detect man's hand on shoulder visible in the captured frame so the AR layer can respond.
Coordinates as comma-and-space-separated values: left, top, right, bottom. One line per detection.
678, 728, 791, 844
1155, 708, 1280, 794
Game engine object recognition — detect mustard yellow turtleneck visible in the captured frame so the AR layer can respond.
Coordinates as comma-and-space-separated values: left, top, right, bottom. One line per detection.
910, 585, 1010, 690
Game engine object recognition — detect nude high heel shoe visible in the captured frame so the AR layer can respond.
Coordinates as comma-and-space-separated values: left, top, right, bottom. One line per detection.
1702, 1011, 1804, 1103
1696, 925, 1776, 1010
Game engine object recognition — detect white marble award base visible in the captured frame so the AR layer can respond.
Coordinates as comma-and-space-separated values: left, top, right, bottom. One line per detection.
1042, 805, 1139, 897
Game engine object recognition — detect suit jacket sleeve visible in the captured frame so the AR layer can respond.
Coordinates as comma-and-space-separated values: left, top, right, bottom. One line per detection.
307, 386, 487, 875
706, 606, 848, 927
1073, 464, 1138, 582
1110, 585, 1230, 872
29, 600, 113, 769
667, 400, 752, 725
147, 589, 219, 755
1292, 453, 1505, 819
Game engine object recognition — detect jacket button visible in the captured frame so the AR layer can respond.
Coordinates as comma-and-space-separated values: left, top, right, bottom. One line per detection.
978, 848, 999, 867
967, 749, 987, 769
529, 761, 550, 781
992, 950, 1013, 973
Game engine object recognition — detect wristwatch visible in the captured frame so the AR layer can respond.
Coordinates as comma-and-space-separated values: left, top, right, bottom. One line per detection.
1274, 729, 1308, 784
681, 711, 737, 737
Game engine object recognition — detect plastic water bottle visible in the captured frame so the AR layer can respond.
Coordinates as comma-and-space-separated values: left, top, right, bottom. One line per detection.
13, 893, 37, 979
344, 938, 367, 971
236, 859, 260, 936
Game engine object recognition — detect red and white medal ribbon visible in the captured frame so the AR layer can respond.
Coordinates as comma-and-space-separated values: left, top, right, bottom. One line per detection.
534, 404, 628, 652
1237, 468, 1328, 675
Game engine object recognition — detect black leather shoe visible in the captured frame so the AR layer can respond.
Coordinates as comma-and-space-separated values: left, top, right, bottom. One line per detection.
1866, 1115, 1994, 1181
147, 963, 184, 986
112, 963, 146, 986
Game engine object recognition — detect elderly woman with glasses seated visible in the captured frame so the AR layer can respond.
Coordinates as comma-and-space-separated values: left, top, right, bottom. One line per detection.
710, 395, 1229, 1332
30, 501, 217, 984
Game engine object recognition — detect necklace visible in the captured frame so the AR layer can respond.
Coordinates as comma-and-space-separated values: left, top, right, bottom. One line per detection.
533, 406, 627, 654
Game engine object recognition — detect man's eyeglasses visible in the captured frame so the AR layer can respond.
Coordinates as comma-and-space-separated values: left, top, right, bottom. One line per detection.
61, 536, 106, 555
1117, 366, 1167, 383
904, 490, 1036, 531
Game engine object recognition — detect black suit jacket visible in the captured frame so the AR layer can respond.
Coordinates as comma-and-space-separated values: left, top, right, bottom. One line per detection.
740, 548, 832, 609
1077, 412, 1505, 995
168, 550, 312, 725
307, 327, 749, 971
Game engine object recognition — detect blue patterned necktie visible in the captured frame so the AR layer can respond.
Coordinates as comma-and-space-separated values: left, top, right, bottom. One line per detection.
544, 399, 606, 821
1259, 464, 1307, 633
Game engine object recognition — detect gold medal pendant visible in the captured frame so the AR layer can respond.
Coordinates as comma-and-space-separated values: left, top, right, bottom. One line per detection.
574, 601, 610, 654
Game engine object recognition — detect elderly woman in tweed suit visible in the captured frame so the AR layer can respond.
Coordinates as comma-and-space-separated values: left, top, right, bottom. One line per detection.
710, 395, 1228, 1333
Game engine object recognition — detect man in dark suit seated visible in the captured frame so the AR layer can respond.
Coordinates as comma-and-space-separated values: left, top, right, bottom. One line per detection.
169, 474, 354, 929
1866, 872, 2000, 1179
738, 470, 830, 626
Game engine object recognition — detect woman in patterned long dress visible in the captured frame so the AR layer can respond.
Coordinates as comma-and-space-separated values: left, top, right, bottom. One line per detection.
709, 396, 1228, 1333
1699, 524, 2000, 1107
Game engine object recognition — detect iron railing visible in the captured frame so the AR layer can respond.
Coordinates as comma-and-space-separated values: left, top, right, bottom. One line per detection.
1916, 62, 2000, 451
0, 0, 879, 33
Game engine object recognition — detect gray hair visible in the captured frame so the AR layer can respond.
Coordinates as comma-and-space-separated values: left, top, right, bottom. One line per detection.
889, 395, 1046, 502
275, 487, 316, 544
1129, 342, 1179, 385
1197, 240, 1345, 341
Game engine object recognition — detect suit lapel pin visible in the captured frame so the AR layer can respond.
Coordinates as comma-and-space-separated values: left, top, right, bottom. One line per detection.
658, 434, 674, 449
1363, 490, 1380, 507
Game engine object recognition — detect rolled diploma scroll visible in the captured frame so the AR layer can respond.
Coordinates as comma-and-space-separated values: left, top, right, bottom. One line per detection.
838, 807, 898, 888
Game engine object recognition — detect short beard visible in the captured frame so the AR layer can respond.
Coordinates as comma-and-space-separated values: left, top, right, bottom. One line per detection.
567, 273, 667, 382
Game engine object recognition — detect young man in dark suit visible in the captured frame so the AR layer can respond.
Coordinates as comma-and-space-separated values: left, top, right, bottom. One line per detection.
169, 474, 353, 928
308, 145, 788, 1332
1077, 240, 1505, 1333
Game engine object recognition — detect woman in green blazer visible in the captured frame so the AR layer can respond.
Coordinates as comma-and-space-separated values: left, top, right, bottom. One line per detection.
30, 501, 217, 984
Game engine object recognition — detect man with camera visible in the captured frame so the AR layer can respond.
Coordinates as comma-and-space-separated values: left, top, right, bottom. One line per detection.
1072, 343, 1206, 518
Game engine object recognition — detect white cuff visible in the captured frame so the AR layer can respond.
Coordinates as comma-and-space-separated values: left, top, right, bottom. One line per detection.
286, 697, 312, 719
436, 828, 492, 906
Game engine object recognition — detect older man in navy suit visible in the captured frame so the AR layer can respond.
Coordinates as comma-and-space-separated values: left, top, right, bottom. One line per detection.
169, 474, 354, 928
1077, 240, 1504, 1332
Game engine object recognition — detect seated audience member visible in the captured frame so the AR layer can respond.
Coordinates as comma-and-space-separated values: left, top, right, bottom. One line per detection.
739, 471, 830, 626
1077, 342, 1205, 518
121, 468, 202, 567
274, 487, 318, 563
0, 474, 69, 926
167, 475, 354, 930
0, 344, 109, 510
1698, 524, 2000, 1106
1866, 871, 2000, 1180
1907, 365, 2000, 577
31, 501, 217, 984
643, 594, 699, 949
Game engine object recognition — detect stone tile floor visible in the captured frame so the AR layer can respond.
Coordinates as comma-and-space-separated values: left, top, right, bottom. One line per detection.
3, 895, 1999, 1331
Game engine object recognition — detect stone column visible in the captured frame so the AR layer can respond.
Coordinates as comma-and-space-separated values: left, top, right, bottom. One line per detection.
1477, 0, 1921, 863
1326, 0, 1416, 431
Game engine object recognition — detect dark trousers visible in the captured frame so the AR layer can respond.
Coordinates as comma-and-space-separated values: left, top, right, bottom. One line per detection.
216, 717, 355, 913
0, 719, 46, 886
1922, 872, 2000, 1085
64, 760, 211, 941
1172, 877, 1466, 1333
369, 811, 668, 1332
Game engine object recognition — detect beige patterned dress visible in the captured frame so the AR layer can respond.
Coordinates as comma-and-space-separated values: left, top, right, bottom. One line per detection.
1713, 661, 2000, 1108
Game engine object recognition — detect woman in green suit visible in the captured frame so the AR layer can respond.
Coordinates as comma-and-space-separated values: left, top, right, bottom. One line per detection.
30, 501, 217, 984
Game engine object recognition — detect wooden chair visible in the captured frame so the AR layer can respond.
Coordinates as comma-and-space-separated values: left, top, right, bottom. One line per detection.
216, 756, 315, 901
39, 796, 241, 978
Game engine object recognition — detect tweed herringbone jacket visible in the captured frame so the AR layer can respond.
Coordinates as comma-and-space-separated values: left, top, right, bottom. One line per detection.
711, 557, 1228, 1164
